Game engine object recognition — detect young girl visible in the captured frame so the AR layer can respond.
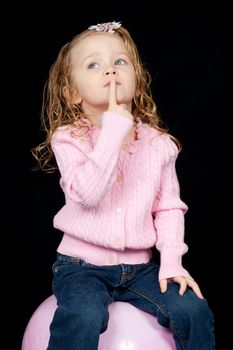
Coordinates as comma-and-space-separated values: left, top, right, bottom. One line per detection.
32, 21, 215, 350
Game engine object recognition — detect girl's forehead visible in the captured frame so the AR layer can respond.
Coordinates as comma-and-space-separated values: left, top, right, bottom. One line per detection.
72, 32, 127, 54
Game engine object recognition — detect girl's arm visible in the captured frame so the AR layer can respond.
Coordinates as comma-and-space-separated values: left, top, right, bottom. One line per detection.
51, 112, 133, 207
152, 134, 191, 281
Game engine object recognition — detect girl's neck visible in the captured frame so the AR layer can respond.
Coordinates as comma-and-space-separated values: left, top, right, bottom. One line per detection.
86, 114, 102, 128
82, 107, 105, 128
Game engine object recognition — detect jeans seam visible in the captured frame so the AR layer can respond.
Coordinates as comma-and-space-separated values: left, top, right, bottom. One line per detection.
127, 286, 186, 350
120, 264, 137, 284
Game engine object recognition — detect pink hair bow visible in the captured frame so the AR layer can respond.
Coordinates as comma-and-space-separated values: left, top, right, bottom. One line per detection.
88, 21, 121, 33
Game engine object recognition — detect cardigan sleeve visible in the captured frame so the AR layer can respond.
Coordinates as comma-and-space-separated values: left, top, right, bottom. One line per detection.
51, 112, 133, 208
152, 134, 192, 281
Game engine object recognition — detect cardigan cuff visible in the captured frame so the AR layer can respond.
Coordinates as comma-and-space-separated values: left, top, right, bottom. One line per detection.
158, 244, 192, 281
94, 112, 134, 153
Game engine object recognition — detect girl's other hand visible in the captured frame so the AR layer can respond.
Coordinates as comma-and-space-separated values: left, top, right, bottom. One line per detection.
160, 276, 204, 299
108, 79, 133, 120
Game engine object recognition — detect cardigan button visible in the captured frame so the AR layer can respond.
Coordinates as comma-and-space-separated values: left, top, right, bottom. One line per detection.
108, 256, 116, 264
116, 207, 122, 213
117, 175, 123, 182
115, 238, 122, 248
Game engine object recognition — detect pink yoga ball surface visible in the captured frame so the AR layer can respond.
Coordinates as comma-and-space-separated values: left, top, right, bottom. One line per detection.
21, 295, 176, 350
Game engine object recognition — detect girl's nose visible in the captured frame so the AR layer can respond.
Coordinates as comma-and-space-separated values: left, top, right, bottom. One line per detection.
104, 67, 117, 76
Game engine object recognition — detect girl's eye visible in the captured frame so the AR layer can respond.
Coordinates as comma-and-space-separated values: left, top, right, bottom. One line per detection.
88, 62, 99, 69
115, 59, 126, 65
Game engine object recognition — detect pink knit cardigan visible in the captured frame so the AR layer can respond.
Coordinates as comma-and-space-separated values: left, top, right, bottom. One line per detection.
51, 112, 191, 281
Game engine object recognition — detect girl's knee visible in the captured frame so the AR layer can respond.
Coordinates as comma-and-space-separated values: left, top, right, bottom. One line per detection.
169, 296, 214, 339
187, 297, 214, 323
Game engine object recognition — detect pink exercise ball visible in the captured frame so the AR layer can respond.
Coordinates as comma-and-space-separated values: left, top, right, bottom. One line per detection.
21, 295, 176, 350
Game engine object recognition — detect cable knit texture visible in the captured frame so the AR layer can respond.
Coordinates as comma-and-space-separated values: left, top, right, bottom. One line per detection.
51, 111, 191, 281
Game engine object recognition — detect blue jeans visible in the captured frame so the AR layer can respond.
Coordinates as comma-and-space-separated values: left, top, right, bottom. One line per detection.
47, 253, 215, 350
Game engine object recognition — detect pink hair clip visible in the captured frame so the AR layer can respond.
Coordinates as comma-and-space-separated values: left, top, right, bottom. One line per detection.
88, 21, 121, 33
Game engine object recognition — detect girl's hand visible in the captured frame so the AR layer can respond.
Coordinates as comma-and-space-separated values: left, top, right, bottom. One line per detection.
108, 79, 133, 120
160, 276, 204, 299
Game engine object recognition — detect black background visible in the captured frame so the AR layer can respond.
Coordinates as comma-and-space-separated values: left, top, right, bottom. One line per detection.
3, 1, 232, 349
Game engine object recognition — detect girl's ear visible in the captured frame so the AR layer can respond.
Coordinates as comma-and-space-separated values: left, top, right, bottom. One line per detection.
71, 87, 83, 104
72, 92, 83, 104
63, 87, 83, 104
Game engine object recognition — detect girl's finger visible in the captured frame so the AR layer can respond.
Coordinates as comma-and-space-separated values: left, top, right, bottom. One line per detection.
160, 279, 168, 293
179, 279, 187, 296
187, 279, 204, 299
173, 276, 187, 296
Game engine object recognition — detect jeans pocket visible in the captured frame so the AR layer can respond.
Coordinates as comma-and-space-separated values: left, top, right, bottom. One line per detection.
52, 254, 81, 274
80, 260, 97, 267
52, 260, 65, 274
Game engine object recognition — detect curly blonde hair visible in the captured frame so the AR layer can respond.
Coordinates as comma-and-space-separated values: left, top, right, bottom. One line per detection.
32, 25, 178, 172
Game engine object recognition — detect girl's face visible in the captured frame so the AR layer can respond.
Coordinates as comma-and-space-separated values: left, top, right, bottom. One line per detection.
70, 32, 136, 114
